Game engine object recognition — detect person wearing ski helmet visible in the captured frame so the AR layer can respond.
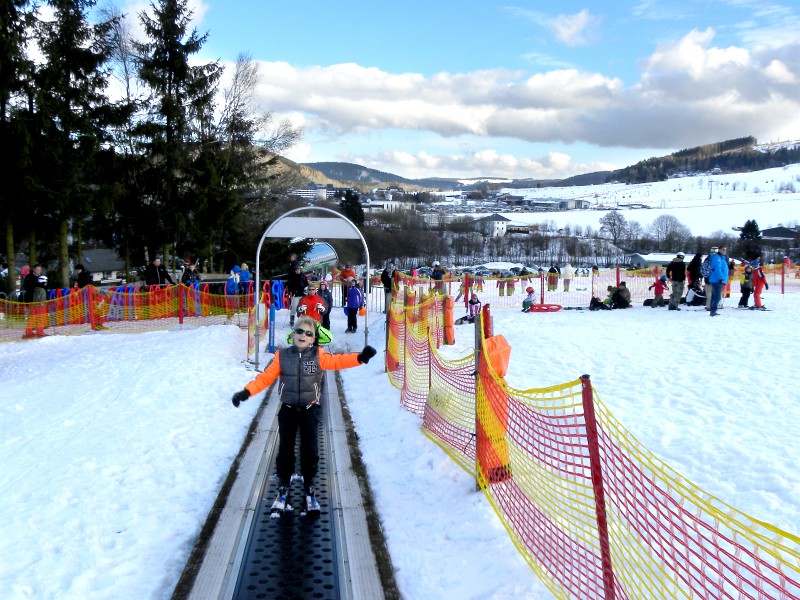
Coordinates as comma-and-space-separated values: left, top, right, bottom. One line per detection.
522, 285, 538, 312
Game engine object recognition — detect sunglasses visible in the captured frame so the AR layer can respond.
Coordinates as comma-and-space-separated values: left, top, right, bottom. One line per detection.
294, 327, 315, 338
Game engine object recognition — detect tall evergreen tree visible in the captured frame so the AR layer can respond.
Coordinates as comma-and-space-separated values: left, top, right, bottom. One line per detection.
738, 219, 762, 260
0, 0, 35, 275
32, 0, 118, 286
339, 190, 365, 227
133, 0, 221, 262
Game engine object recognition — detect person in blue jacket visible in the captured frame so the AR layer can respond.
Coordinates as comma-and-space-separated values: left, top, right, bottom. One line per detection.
709, 246, 729, 317
238, 263, 252, 293
345, 278, 364, 333
226, 265, 241, 295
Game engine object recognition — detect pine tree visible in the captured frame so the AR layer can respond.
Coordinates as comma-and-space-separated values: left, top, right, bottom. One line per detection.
339, 190, 365, 227
32, 0, 119, 286
738, 219, 762, 260
133, 0, 221, 261
0, 0, 35, 276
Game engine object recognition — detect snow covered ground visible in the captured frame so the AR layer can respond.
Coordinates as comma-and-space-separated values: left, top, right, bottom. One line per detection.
2, 293, 799, 599
2, 166, 800, 599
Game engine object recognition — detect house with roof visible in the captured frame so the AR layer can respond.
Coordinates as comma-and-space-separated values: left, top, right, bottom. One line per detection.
475, 213, 511, 237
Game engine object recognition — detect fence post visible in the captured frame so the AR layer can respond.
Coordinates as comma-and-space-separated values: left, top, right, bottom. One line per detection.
615, 267, 620, 287
87, 287, 97, 329
178, 284, 184, 324
782, 263, 785, 295
581, 374, 616, 600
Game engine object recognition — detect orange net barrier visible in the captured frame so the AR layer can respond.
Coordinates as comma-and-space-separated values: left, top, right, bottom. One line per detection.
394, 266, 800, 310
0, 284, 255, 342
385, 295, 800, 598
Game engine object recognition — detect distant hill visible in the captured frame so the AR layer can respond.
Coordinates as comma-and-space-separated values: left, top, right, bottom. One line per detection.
608, 137, 800, 184
298, 137, 800, 192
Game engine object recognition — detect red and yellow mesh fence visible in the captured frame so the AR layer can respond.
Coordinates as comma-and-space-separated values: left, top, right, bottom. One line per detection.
385, 294, 800, 598
394, 265, 800, 310
0, 285, 265, 343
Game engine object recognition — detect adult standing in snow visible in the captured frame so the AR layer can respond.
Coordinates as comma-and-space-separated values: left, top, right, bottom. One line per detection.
562, 263, 575, 292
666, 252, 686, 311
238, 263, 252, 294
380, 261, 397, 313
345, 278, 365, 333
547, 265, 559, 292
23, 264, 48, 337
144, 257, 175, 287
73, 264, 93, 288
686, 253, 703, 288
230, 316, 376, 514
431, 260, 446, 294
317, 280, 334, 331
708, 246, 729, 317
287, 263, 309, 327
701, 247, 717, 311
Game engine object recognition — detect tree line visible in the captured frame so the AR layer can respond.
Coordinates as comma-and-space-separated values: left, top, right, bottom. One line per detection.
1, 0, 303, 288
608, 137, 800, 184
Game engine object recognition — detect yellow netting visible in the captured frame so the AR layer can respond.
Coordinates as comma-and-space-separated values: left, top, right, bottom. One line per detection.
384, 292, 800, 599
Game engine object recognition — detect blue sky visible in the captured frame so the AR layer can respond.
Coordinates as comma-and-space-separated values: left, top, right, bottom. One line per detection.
123, 0, 800, 179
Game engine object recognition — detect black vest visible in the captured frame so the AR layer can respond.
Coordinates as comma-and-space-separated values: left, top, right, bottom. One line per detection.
278, 346, 323, 407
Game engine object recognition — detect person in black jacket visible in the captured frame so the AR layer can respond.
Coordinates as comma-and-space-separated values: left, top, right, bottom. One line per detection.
144, 257, 175, 287
380, 261, 397, 313
23, 264, 48, 303
665, 252, 686, 311
286, 263, 309, 327
73, 264, 93, 288
317, 280, 334, 330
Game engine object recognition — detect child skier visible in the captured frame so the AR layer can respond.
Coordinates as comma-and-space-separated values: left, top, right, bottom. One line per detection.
522, 286, 537, 312
230, 316, 376, 515
648, 275, 668, 307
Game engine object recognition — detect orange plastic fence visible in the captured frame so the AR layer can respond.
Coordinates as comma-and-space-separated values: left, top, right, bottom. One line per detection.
385, 292, 800, 599
394, 265, 799, 310
0, 284, 256, 342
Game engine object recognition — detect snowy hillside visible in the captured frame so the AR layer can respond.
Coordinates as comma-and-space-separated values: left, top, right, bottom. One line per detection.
456, 163, 800, 237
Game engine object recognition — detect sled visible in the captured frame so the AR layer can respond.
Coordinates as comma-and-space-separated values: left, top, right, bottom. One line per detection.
524, 304, 562, 313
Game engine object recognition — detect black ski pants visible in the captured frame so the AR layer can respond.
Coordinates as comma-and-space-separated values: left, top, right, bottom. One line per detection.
276, 403, 320, 490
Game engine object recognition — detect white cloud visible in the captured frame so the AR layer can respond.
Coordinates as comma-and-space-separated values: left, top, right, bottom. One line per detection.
244, 23, 800, 178
551, 9, 601, 47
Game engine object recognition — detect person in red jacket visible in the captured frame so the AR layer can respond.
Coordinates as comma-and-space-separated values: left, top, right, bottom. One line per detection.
338, 264, 357, 306
751, 257, 768, 309
296, 283, 326, 323
231, 316, 376, 515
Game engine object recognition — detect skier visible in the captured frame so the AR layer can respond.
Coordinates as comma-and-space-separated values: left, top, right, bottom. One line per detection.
230, 316, 376, 515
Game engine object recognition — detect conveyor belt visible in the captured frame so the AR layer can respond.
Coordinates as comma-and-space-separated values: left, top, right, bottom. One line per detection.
233, 396, 340, 599
183, 369, 385, 600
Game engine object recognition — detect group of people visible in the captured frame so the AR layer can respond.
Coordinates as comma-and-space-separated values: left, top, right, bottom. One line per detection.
288, 260, 365, 334
589, 281, 632, 310
653, 246, 768, 315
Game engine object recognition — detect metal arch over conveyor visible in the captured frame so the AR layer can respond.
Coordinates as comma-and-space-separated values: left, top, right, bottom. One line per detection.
185, 370, 384, 600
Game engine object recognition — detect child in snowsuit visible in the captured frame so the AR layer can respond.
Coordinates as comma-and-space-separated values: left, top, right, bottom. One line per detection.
738, 265, 753, 308
456, 293, 482, 324
521, 286, 537, 312
231, 316, 376, 513
648, 275, 668, 307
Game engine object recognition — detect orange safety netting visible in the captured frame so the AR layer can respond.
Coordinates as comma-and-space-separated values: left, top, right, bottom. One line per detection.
0, 285, 261, 342
394, 266, 800, 310
385, 293, 800, 599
